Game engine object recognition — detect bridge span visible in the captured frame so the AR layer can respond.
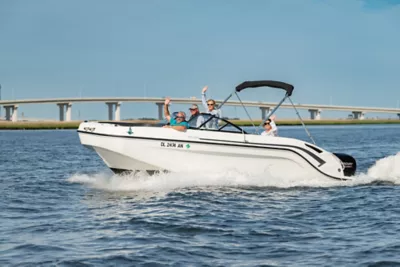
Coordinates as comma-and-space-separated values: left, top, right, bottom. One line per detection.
1, 97, 400, 122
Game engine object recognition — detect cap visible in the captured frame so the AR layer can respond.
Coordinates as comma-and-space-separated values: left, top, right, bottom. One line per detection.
189, 104, 199, 110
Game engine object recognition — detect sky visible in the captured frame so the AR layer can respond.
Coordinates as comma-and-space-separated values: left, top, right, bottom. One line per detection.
1, 0, 400, 120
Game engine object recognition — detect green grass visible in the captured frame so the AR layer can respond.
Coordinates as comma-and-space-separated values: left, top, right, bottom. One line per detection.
0, 121, 82, 130
231, 119, 400, 126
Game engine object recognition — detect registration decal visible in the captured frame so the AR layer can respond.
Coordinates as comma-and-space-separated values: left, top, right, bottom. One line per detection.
161, 142, 184, 148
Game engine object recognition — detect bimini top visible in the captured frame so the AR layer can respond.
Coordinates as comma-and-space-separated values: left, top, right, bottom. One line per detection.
235, 80, 294, 96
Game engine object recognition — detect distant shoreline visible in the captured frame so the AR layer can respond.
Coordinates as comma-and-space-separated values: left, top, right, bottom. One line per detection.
0, 119, 400, 130
233, 119, 400, 126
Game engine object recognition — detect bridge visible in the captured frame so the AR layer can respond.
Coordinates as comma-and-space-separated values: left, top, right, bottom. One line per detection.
1, 97, 400, 122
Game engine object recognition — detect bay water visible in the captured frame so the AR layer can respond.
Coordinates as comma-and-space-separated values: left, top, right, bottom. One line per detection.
1, 125, 400, 266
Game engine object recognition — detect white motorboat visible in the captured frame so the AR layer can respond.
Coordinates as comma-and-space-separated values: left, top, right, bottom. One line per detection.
78, 80, 356, 181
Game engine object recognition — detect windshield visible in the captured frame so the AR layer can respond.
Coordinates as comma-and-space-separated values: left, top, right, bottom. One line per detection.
187, 113, 246, 134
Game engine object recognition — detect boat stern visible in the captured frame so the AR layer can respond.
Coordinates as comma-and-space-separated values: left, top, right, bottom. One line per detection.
333, 153, 357, 177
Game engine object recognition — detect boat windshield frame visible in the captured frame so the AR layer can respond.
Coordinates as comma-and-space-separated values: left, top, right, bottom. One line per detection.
187, 113, 247, 134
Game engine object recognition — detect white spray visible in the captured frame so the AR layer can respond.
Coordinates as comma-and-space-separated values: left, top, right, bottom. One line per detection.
67, 152, 400, 192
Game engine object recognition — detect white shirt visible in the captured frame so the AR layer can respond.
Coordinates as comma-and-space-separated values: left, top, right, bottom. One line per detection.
188, 114, 205, 128
195, 115, 205, 127
261, 121, 278, 137
202, 93, 222, 129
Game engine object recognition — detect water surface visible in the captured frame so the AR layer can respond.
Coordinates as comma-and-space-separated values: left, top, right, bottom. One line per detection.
1, 125, 400, 266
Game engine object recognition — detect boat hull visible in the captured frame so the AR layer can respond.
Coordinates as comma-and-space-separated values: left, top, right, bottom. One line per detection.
78, 122, 353, 181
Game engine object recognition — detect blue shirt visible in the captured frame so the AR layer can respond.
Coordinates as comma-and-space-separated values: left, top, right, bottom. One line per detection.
170, 117, 189, 128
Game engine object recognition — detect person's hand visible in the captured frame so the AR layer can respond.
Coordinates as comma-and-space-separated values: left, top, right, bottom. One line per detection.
164, 97, 171, 105
270, 115, 276, 121
163, 125, 170, 128
202, 86, 208, 94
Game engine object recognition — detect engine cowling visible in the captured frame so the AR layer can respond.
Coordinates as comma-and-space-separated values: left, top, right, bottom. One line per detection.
333, 153, 357, 177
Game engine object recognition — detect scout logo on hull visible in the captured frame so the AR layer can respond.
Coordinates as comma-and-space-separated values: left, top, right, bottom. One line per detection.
84, 127, 95, 132
127, 127, 133, 135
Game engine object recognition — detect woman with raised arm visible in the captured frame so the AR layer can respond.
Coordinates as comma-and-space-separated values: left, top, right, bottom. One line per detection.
201, 86, 222, 129
261, 115, 278, 137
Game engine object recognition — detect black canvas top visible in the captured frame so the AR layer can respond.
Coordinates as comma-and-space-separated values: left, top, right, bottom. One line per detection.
235, 80, 294, 96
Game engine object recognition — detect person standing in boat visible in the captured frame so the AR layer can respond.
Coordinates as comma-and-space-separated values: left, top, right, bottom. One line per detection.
201, 85, 222, 129
163, 97, 189, 131
261, 115, 278, 137
188, 104, 205, 128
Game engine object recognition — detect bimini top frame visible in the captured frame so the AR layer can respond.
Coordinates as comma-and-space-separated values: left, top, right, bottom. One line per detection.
218, 80, 294, 120
217, 80, 316, 144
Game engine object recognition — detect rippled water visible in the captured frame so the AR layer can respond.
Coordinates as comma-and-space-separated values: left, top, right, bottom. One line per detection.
1, 125, 400, 266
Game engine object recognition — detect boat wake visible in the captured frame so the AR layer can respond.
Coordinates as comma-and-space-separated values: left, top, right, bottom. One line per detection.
367, 152, 400, 182
67, 152, 400, 192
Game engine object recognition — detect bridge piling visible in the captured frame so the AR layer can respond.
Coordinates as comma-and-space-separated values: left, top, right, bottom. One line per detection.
106, 102, 121, 121
156, 103, 164, 120
66, 103, 72, 121
58, 104, 64, 121
106, 103, 113, 120
259, 107, 270, 120
57, 103, 72, 121
352, 111, 365, 120
115, 102, 121, 121
5, 106, 11, 121
308, 109, 321, 120
3, 105, 18, 122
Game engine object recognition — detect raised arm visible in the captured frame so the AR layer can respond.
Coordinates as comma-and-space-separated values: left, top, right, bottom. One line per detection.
270, 120, 277, 131
164, 98, 171, 122
269, 115, 278, 135
201, 86, 208, 110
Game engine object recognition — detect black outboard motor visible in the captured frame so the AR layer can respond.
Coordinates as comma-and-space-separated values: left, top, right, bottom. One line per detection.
333, 153, 357, 177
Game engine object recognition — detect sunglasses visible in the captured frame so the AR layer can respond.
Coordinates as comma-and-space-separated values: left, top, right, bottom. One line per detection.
189, 108, 197, 111
207, 103, 214, 106
175, 116, 185, 119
